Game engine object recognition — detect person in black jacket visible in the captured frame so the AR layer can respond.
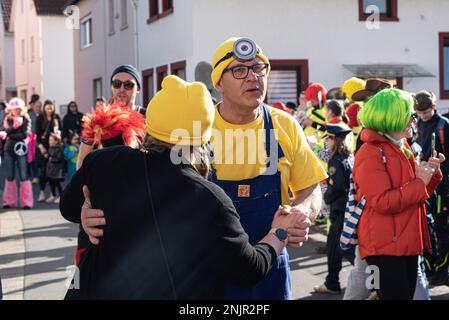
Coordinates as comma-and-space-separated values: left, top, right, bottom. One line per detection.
45, 133, 65, 204
62, 101, 84, 143
313, 123, 355, 295
60, 76, 306, 299
35, 100, 62, 202
414, 90, 449, 285
0, 98, 34, 209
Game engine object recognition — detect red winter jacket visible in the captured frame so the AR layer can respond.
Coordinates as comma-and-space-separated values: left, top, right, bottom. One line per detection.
354, 129, 442, 260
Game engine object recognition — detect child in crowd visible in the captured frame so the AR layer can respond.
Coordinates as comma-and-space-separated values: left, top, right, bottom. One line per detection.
46, 133, 65, 203
64, 133, 80, 182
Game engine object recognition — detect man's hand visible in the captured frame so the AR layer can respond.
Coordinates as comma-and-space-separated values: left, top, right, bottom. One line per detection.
81, 186, 106, 245
427, 151, 446, 175
275, 205, 311, 247
287, 207, 311, 248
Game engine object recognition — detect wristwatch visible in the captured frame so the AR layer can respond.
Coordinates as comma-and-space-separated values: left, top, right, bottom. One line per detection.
269, 228, 288, 242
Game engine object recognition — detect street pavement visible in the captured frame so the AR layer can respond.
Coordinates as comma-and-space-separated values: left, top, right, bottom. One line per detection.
1, 170, 449, 300
0, 176, 78, 300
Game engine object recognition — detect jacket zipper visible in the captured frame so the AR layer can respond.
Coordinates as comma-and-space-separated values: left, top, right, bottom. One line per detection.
377, 143, 398, 242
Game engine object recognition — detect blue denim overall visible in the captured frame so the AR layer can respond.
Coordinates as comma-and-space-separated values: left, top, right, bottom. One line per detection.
210, 105, 291, 300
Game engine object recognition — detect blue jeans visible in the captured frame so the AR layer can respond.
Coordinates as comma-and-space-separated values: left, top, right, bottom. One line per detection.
343, 245, 371, 300
414, 256, 430, 300
325, 212, 355, 291
344, 249, 430, 300
0, 275, 3, 300
31, 159, 40, 179
4, 151, 28, 181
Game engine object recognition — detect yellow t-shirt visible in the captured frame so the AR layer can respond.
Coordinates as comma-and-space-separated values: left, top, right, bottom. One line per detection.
211, 106, 328, 205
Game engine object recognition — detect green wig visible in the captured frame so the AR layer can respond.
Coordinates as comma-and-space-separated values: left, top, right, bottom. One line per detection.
358, 88, 414, 134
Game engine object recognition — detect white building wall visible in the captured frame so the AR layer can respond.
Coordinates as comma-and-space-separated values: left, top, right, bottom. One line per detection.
74, 0, 141, 112
4, 33, 16, 99
73, 0, 107, 113
190, 0, 449, 111
138, 0, 194, 78
0, 4, 5, 98
12, 0, 42, 103
41, 16, 74, 114
104, 0, 136, 74
0, 3, 15, 100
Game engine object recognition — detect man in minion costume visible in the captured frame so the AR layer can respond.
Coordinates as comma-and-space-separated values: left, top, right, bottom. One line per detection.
210, 37, 327, 299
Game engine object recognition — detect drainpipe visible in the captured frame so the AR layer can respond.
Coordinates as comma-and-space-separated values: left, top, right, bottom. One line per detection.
131, 0, 141, 105
103, 0, 108, 102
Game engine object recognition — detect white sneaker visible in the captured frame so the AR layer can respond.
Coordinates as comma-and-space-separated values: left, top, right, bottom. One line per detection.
38, 191, 46, 202
367, 291, 379, 300
53, 197, 60, 204
46, 196, 55, 203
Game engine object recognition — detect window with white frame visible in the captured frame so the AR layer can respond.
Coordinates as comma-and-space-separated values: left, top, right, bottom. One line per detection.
81, 17, 93, 48
93, 78, 103, 106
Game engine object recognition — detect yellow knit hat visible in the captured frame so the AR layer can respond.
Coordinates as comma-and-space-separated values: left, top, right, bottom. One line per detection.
211, 37, 270, 89
342, 77, 366, 101
146, 75, 215, 146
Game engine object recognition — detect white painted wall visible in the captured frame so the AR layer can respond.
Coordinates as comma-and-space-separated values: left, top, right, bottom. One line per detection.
41, 16, 74, 114
74, 0, 140, 112
138, 0, 193, 77
104, 0, 136, 74
0, 3, 5, 98
73, 0, 449, 112
137, 0, 194, 105
0, 1, 16, 100
12, 0, 42, 103
73, 0, 107, 112
190, 0, 449, 111
4, 33, 16, 98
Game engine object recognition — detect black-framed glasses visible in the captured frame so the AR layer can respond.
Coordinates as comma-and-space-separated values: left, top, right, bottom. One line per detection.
112, 79, 136, 91
223, 63, 269, 80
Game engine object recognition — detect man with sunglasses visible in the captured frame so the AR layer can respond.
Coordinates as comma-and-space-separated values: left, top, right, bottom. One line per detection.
74, 65, 146, 267
207, 37, 327, 299
78, 64, 145, 168
109, 65, 146, 116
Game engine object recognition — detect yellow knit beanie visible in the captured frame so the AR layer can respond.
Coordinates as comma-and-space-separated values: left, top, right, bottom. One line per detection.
211, 37, 270, 89
146, 75, 215, 146
342, 77, 366, 101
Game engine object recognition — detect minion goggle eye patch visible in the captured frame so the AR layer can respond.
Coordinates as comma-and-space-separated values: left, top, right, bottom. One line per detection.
214, 38, 259, 69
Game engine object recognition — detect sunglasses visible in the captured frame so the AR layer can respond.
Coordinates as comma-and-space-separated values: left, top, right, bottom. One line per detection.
112, 79, 136, 91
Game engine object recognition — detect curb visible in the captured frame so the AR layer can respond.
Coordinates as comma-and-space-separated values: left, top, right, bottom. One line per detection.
0, 210, 25, 300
